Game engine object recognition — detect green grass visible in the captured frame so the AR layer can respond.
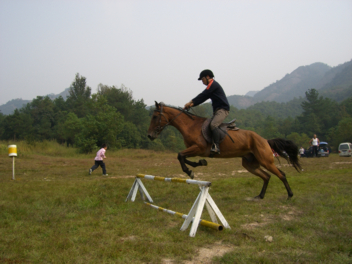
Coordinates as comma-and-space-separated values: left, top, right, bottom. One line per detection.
0, 141, 352, 263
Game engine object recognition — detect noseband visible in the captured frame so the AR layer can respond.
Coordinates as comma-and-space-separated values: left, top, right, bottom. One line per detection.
154, 104, 194, 134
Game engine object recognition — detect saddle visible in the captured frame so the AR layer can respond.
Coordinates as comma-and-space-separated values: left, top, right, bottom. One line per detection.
201, 118, 239, 144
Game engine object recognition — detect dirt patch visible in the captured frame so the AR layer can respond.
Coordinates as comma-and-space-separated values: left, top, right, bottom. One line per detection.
333, 162, 352, 164
173, 174, 188, 178
241, 221, 268, 229
241, 206, 301, 229
120, 235, 137, 242
162, 241, 233, 264
278, 206, 301, 221
237, 170, 248, 173
276, 164, 294, 168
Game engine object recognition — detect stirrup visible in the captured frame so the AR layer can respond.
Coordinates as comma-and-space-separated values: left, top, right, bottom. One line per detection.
211, 143, 220, 154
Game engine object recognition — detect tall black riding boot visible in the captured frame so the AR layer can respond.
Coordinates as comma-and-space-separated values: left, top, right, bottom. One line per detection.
211, 128, 221, 154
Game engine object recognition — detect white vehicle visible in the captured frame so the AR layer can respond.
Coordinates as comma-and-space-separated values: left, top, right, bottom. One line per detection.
338, 142, 352, 157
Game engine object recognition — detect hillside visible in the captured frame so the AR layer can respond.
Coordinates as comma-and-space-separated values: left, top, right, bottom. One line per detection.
0, 99, 31, 115
252, 62, 331, 103
0, 88, 70, 115
245, 90, 259, 97
227, 59, 352, 110
226, 95, 255, 109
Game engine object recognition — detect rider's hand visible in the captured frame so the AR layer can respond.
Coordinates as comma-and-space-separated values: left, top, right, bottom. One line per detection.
184, 101, 193, 110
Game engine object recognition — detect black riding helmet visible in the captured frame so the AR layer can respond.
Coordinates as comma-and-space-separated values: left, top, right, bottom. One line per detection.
198, 69, 214, 80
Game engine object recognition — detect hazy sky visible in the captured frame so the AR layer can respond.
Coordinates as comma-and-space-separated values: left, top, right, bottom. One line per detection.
1, 0, 351, 107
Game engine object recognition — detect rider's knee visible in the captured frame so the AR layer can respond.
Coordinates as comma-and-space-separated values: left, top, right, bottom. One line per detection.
210, 123, 217, 131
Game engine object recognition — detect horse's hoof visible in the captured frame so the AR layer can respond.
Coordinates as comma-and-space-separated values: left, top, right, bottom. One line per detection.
189, 171, 194, 179
199, 159, 207, 166
254, 195, 263, 200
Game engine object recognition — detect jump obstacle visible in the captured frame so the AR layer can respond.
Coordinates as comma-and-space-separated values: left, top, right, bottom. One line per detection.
125, 174, 231, 237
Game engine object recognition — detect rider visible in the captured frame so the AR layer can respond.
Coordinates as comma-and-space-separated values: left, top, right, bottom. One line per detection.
184, 69, 230, 154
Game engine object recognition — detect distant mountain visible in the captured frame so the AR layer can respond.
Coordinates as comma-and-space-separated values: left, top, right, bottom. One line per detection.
252, 62, 331, 103
317, 60, 352, 91
0, 99, 31, 115
0, 88, 70, 115
227, 59, 352, 109
245, 91, 259, 97
227, 95, 255, 109
46, 88, 71, 101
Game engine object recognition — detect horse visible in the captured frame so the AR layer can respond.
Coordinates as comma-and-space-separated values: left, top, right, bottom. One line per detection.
147, 102, 302, 200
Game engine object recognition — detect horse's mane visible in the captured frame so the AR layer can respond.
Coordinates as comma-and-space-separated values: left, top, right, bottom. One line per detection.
161, 104, 207, 119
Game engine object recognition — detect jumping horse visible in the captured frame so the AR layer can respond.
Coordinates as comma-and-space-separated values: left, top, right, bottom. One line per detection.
147, 102, 302, 200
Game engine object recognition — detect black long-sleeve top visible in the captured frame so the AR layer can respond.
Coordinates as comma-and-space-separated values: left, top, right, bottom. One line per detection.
192, 80, 230, 114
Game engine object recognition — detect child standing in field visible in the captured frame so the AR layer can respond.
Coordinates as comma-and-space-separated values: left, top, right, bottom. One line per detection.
89, 144, 108, 176
299, 146, 305, 158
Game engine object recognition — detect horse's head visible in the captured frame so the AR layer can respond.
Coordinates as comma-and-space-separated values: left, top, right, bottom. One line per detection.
147, 101, 169, 140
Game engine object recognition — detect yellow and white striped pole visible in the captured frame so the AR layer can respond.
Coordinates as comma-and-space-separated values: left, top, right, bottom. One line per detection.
137, 174, 211, 187
8, 145, 17, 180
144, 202, 223, 231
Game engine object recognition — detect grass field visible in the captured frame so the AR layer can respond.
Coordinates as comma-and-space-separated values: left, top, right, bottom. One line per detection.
0, 141, 352, 263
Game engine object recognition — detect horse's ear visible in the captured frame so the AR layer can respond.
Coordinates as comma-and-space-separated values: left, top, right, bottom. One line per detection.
155, 101, 160, 109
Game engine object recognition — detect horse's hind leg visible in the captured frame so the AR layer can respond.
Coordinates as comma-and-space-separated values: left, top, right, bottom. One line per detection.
263, 163, 293, 199
242, 155, 271, 199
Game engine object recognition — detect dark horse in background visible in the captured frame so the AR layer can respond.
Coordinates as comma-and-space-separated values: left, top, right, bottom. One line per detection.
147, 102, 302, 200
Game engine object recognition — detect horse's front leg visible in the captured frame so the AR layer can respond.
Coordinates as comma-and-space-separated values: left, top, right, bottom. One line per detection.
177, 145, 203, 179
185, 159, 207, 167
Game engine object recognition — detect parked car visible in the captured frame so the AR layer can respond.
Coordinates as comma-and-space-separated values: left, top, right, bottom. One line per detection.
338, 142, 352, 157
317, 142, 330, 157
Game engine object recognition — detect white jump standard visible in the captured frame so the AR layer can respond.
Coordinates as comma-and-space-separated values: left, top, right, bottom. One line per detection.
126, 174, 231, 237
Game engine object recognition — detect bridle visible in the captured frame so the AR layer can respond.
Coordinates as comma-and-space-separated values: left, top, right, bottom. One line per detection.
154, 104, 194, 134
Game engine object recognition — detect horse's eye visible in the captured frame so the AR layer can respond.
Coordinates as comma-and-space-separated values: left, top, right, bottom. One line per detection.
153, 116, 157, 119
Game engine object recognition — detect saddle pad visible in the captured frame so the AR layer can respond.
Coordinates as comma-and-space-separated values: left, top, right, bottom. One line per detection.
201, 118, 239, 144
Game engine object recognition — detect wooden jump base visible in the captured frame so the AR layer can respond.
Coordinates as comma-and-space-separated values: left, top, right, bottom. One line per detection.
126, 174, 230, 237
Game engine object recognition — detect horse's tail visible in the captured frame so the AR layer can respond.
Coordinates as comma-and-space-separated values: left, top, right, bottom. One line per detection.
267, 138, 302, 172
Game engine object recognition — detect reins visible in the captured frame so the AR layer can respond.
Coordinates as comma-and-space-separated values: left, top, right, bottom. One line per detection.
154, 105, 194, 134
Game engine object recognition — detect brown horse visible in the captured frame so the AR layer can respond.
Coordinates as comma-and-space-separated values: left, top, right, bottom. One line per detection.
147, 102, 302, 200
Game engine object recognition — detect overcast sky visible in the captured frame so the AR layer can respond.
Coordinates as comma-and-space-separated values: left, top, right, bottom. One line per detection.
1, 0, 351, 107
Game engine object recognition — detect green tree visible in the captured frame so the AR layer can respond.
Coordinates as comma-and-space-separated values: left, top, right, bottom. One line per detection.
286, 132, 310, 149
66, 73, 91, 118
62, 112, 82, 147
298, 89, 339, 138
2, 109, 33, 141
75, 95, 124, 153
334, 117, 352, 145
278, 116, 294, 138
117, 122, 141, 148
21, 96, 55, 140
261, 116, 283, 139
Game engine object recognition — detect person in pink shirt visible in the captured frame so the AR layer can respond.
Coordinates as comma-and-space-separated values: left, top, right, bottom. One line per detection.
89, 144, 108, 176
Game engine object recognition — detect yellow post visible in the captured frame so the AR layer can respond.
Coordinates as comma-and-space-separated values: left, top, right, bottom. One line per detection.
8, 145, 17, 180
144, 202, 224, 231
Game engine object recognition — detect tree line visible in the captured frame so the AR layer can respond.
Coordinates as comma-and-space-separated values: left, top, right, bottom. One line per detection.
0, 74, 351, 152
